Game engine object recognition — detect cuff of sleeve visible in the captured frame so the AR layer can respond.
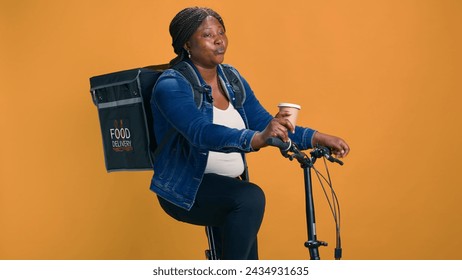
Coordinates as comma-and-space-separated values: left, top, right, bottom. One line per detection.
304, 129, 317, 149
241, 130, 259, 152
249, 131, 260, 152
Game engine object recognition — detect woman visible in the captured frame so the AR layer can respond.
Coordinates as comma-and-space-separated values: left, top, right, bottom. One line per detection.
150, 7, 350, 260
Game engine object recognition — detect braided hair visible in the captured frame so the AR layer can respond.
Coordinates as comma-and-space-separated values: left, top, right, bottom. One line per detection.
169, 7, 226, 66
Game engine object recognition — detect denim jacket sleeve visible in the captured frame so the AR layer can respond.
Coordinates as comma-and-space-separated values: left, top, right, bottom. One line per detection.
234, 71, 317, 150
153, 70, 257, 153
150, 65, 318, 210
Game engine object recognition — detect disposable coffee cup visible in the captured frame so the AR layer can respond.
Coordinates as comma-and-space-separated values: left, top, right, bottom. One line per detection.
278, 103, 301, 132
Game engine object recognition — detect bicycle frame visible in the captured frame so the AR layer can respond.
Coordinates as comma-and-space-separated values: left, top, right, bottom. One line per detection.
267, 137, 343, 260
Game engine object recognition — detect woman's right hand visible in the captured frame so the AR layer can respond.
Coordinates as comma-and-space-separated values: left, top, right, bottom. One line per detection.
251, 117, 294, 150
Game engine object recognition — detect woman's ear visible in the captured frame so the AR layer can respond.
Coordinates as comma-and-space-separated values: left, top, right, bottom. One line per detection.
183, 42, 192, 58
183, 42, 190, 52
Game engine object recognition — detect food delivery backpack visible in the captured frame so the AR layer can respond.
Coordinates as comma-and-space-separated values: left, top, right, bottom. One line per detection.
89, 61, 246, 172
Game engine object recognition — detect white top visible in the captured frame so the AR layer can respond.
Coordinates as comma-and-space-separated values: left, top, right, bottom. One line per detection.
204, 102, 246, 178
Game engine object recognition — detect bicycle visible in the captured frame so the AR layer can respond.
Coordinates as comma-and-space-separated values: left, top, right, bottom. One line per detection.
267, 137, 344, 260
204, 137, 345, 260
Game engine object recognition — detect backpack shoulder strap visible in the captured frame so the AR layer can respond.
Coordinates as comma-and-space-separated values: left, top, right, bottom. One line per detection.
171, 61, 204, 108
219, 64, 246, 109
171, 62, 246, 109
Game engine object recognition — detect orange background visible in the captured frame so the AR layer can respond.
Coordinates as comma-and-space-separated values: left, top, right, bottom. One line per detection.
1, 0, 461, 260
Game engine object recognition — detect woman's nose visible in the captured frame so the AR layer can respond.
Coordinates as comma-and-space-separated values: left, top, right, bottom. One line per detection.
215, 33, 225, 45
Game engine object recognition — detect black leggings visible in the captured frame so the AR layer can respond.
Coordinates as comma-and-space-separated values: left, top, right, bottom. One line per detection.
157, 173, 266, 260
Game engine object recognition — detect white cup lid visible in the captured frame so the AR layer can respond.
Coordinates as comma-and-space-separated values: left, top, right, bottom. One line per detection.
278, 103, 301, 110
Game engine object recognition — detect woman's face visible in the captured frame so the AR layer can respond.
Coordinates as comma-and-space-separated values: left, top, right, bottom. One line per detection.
185, 16, 228, 68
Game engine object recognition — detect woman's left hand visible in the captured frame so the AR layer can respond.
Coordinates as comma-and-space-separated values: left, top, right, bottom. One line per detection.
312, 132, 350, 158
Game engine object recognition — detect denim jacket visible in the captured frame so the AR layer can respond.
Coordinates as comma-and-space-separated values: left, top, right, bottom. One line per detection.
150, 60, 316, 210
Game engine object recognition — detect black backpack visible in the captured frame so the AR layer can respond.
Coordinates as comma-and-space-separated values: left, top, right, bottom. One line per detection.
89, 61, 246, 172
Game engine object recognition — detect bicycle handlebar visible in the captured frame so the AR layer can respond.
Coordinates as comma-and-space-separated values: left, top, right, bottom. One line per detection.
311, 145, 344, 166
266, 137, 343, 166
265, 137, 291, 151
